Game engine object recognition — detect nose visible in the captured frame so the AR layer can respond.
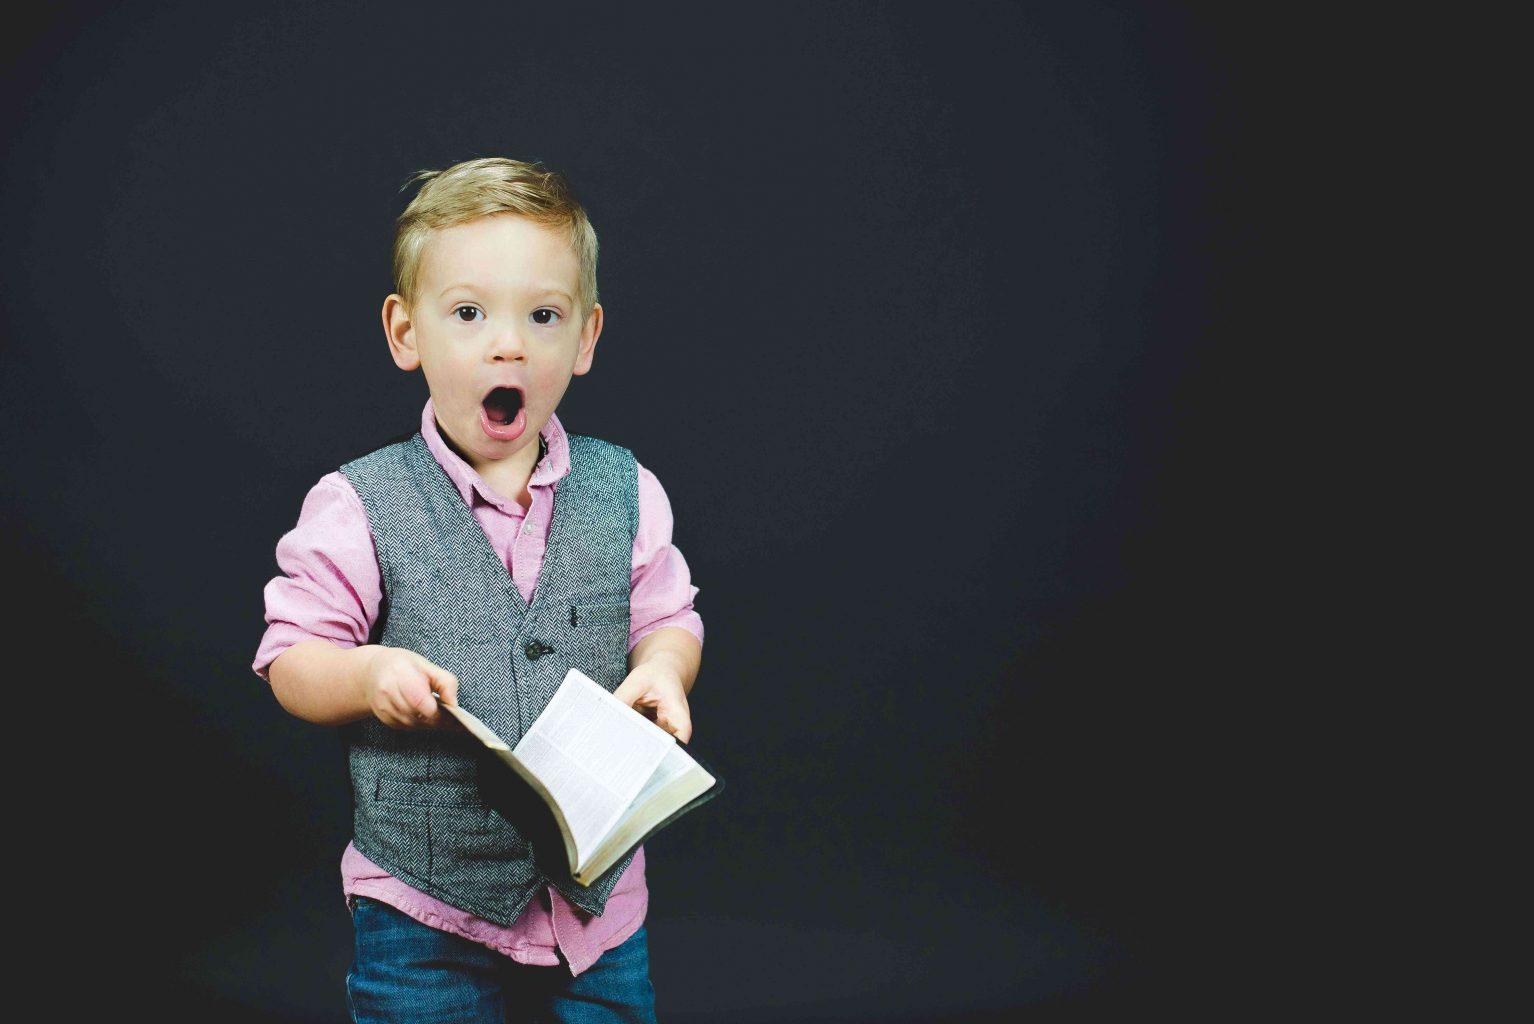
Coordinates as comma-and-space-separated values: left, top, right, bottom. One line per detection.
486, 324, 527, 363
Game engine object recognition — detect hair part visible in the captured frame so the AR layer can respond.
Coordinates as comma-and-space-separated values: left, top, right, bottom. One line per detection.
391, 156, 599, 320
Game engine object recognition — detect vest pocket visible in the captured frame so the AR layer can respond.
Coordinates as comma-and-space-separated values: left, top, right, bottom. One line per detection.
569, 598, 629, 627
364, 779, 532, 888
436, 805, 531, 864
569, 598, 631, 680
374, 775, 484, 808
357, 797, 430, 886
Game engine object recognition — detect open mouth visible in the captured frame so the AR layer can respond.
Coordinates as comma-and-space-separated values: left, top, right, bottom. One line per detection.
482, 386, 523, 425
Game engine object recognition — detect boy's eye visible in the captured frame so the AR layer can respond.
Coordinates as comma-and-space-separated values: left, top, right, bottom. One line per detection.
532, 308, 560, 326
453, 305, 482, 322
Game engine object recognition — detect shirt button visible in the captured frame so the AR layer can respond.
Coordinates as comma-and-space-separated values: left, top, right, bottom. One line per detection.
524, 639, 554, 660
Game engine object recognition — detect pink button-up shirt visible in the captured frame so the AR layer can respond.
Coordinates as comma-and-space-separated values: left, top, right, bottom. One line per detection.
253, 398, 704, 975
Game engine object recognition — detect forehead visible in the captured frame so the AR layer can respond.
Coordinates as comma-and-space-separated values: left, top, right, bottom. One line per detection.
418, 213, 579, 293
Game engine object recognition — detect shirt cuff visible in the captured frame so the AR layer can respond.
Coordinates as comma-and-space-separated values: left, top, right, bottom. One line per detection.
252, 625, 358, 683
628, 612, 704, 654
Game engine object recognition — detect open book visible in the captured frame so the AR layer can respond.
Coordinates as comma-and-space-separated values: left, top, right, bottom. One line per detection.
438, 668, 721, 886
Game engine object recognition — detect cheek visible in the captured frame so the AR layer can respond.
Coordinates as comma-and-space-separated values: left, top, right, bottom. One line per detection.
422, 354, 476, 400
430, 348, 475, 382
531, 359, 576, 396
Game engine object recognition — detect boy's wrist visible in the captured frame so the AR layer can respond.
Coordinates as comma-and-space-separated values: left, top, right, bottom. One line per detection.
626, 628, 701, 695
639, 648, 688, 679
342, 643, 385, 714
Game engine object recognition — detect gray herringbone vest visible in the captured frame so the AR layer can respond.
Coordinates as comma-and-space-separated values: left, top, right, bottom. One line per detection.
337, 428, 639, 925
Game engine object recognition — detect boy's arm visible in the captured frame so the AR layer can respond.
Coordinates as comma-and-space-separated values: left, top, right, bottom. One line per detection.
612, 462, 705, 741
254, 473, 381, 685
629, 626, 701, 695
268, 639, 377, 725
625, 462, 705, 652
256, 473, 459, 729
615, 627, 701, 743
269, 639, 459, 729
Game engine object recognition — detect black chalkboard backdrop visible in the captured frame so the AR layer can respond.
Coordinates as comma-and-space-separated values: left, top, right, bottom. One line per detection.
2, 2, 1262, 1019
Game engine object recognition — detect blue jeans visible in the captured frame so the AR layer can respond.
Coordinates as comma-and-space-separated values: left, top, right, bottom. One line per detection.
345, 895, 658, 1023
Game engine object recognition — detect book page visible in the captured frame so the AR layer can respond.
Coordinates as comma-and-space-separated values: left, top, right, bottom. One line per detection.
628, 744, 699, 810
512, 669, 674, 867
577, 743, 715, 884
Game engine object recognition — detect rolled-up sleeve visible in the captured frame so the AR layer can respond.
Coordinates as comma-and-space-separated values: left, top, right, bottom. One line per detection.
252, 472, 383, 682
628, 462, 704, 653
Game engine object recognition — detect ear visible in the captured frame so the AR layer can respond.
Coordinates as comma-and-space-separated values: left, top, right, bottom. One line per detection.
572, 302, 604, 376
383, 294, 420, 371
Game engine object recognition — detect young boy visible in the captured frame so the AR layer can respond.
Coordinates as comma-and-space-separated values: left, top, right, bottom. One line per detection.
252, 157, 704, 1023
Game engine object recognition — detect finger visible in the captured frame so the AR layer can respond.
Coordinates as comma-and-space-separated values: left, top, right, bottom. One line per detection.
374, 680, 418, 728
386, 672, 437, 727
403, 656, 455, 723
405, 681, 440, 726
430, 693, 465, 730
659, 701, 693, 744
406, 653, 455, 698
633, 695, 659, 721
408, 658, 461, 727
381, 694, 419, 728
427, 665, 459, 708
377, 700, 417, 730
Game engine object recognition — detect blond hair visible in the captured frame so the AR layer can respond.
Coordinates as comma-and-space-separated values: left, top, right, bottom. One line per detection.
391, 156, 599, 319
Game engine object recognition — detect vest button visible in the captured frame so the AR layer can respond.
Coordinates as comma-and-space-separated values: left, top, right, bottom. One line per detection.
524, 639, 555, 660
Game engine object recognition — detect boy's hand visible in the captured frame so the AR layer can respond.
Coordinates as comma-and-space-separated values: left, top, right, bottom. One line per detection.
612, 662, 692, 743
356, 645, 461, 730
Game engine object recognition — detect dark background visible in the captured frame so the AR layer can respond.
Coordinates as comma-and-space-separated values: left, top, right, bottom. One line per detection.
3, 1, 1251, 1019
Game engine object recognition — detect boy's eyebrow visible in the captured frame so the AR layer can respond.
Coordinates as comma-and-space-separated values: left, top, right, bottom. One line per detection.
438, 282, 575, 303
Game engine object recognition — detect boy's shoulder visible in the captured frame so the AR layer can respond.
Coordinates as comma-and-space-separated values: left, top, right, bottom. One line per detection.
561, 431, 639, 515
564, 429, 636, 463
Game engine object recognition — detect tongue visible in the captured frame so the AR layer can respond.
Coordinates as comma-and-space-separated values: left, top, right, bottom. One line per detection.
484, 388, 520, 424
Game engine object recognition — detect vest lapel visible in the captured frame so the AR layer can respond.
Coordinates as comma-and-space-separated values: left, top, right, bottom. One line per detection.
402, 431, 593, 649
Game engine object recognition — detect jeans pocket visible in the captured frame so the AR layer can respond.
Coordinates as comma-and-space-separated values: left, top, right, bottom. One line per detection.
348, 892, 381, 916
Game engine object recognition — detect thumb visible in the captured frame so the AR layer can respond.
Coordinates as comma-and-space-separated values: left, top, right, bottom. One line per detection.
657, 696, 693, 744
408, 654, 458, 724
427, 663, 459, 707
406, 653, 457, 703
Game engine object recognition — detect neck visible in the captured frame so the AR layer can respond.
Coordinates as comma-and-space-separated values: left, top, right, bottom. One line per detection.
437, 419, 546, 511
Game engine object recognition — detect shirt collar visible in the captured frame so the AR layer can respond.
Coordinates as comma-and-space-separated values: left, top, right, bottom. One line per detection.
419, 396, 571, 510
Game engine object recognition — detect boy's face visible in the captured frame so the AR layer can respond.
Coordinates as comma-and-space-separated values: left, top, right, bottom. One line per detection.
383, 213, 601, 474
